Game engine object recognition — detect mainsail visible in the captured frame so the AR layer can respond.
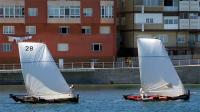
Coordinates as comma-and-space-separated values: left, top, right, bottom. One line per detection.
137, 38, 186, 97
18, 42, 73, 99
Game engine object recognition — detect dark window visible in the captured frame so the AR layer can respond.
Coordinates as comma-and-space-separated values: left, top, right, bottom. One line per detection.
94, 45, 100, 50
59, 26, 69, 35
164, 0, 173, 6
92, 43, 102, 51
22, 8, 25, 16
65, 9, 69, 16
180, 13, 188, 19
82, 29, 85, 34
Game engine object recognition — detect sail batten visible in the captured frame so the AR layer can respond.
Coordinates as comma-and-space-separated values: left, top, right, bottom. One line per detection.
18, 42, 73, 99
137, 38, 186, 97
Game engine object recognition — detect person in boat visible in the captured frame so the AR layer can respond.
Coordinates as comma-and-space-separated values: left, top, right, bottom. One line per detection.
70, 84, 74, 89
140, 88, 146, 99
140, 88, 156, 100
70, 84, 75, 93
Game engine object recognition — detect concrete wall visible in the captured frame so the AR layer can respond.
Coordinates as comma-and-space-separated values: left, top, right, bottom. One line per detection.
0, 66, 200, 84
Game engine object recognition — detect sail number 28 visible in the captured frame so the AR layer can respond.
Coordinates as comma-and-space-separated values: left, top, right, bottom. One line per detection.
25, 46, 33, 51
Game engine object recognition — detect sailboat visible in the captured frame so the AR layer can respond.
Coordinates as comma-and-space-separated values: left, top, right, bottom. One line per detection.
10, 42, 79, 103
124, 38, 190, 101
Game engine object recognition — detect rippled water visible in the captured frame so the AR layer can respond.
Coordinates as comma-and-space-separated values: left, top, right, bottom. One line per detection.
0, 85, 200, 112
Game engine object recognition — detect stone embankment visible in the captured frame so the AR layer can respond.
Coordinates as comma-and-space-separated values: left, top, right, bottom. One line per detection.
0, 65, 200, 84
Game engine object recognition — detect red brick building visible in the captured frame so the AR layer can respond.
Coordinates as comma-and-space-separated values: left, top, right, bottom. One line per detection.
0, 0, 116, 64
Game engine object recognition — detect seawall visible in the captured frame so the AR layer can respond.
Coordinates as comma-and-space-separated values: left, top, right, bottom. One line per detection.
0, 66, 200, 84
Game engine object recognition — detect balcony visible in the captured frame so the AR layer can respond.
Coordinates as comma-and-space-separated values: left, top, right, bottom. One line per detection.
0, 18, 25, 23
164, 24, 178, 30
48, 0, 80, 6
134, 24, 163, 30
100, 18, 114, 24
179, 19, 189, 29
190, 19, 200, 29
0, 0, 24, 5
48, 18, 80, 23
164, 6, 178, 12
190, 1, 199, 11
179, 1, 189, 11
177, 43, 187, 47
134, 5, 163, 12
179, 1, 199, 11
194, 42, 200, 48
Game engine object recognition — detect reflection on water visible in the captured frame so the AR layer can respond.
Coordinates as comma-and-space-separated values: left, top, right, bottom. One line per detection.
0, 85, 200, 112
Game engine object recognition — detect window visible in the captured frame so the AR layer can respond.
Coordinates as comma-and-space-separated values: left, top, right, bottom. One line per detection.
15, 6, 24, 17
57, 43, 69, 52
82, 26, 91, 35
190, 13, 198, 19
70, 6, 80, 18
1, 43, 12, 52
48, 5, 80, 18
143, 0, 162, 6
164, 0, 173, 6
0, 6, 24, 18
146, 18, 154, 24
101, 5, 113, 18
26, 26, 36, 35
197, 34, 200, 42
121, 17, 126, 25
0, 7, 3, 17
5, 6, 14, 17
83, 8, 93, 16
59, 26, 70, 35
121, 0, 125, 8
28, 8, 38, 16
92, 43, 102, 51
3, 26, 15, 34
180, 13, 188, 19
156, 34, 168, 43
177, 34, 185, 44
100, 26, 111, 35
193, 34, 200, 42
164, 17, 178, 24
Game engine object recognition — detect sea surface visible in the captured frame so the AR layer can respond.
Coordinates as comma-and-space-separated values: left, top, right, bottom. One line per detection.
0, 85, 199, 112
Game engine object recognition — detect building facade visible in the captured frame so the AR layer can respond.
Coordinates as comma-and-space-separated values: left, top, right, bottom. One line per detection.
118, 0, 200, 57
0, 0, 117, 64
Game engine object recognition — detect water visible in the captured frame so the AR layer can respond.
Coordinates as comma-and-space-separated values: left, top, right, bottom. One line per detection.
0, 85, 200, 112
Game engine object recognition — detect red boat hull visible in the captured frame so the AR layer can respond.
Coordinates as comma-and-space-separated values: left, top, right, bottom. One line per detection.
123, 94, 189, 101
123, 90, 190, 101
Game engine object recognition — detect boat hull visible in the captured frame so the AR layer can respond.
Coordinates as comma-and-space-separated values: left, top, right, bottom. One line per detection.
9, 94, 79, 103
123, 94, 190, 101
123, 90, 190, 101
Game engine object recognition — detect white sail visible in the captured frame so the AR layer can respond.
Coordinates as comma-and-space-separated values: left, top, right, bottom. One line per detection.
18, 42, 74, 99
137, 38, 186, 97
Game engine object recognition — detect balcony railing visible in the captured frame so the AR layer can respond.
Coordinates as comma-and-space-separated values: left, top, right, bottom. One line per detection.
179, 19, 189, 29
190, 19, 200, 29
179, 1, 200, 11
134, 5, 163, 12
1, 59, 200, 71
179, 1, 189, 11
194, 42, 200, 48
164, 6, 178, 11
